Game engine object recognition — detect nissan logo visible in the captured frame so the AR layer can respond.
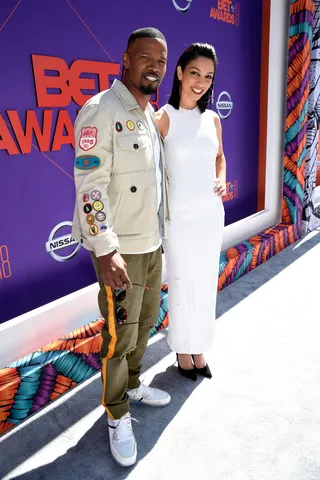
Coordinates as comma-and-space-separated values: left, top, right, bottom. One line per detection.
172, 0, 193, 13
45, 221, 80, 263
216, 91, 233, 119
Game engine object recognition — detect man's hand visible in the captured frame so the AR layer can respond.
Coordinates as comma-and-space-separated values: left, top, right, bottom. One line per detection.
214, 178, 227, 197
97, 251, 132, 290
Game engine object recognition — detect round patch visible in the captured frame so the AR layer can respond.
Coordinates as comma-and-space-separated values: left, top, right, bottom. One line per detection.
86, 214, 95, 225
115, 121, 123, 132
100, 224, 108, 232
126, 120, 135, 131
83, 203, 92, 214
93, 200, 104, 212
91, 189, 102, 201
82, 193, 90, 203
89, 224, 98, 236
136, 120, 144, 131
95, 211, 106, 222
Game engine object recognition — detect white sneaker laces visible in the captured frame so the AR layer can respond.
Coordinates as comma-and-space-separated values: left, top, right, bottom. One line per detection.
138, 384, 153, 398
130, 383, 153, 400
113, 413, 138, 443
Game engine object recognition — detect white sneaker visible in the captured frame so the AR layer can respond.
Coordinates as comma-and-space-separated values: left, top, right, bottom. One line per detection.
107, 413, 137, 467
127, 383, 171, 407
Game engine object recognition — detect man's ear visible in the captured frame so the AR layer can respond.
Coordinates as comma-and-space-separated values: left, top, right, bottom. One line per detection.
123, 52, 129, 70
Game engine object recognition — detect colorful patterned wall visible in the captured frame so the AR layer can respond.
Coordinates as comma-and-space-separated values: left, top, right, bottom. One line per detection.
0, 0, 316, 438
302, 0, 320, 232
0, 286, 168, 436
218, 0, 313, 290
0, 319, 104, 436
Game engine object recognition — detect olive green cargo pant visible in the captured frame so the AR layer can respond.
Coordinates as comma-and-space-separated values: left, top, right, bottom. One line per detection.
91, 247, 162, 419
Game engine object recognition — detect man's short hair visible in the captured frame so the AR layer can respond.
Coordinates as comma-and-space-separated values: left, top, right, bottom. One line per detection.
126, 27, 166, 50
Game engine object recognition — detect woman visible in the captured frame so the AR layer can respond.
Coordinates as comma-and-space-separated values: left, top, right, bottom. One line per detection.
156, 43, 226, 380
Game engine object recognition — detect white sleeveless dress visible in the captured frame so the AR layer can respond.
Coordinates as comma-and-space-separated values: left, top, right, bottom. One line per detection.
162, 104, 225, 354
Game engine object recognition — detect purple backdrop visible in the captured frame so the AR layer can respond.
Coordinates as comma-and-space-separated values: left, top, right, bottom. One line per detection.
0, 0, 263, 323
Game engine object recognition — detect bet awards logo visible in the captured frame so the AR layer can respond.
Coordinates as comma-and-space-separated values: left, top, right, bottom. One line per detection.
210, 0, 240, 26
172, 0, 193, 13
222, 180, 238, 203
216, 91, 233, 119
46, 221, 80, 262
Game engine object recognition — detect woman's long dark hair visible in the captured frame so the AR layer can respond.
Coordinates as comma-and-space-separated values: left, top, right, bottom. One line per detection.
168, 43, 218, 114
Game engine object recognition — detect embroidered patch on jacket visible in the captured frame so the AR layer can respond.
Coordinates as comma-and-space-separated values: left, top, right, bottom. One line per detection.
93, 200, 104, 212
126, 120, 135, 131
83, 203, 92, 214
95, 211, 106, 222
89, 224, 98, 236
75, 156, 101, 170
91, 190, 102, 201
100, 224, 108, 231
79, 126, 98, 151
115, 122, 123, 132
136, 120, 144, 131
86, 214, 95, 225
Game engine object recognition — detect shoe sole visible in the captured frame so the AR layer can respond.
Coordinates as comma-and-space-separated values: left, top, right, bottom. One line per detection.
128, 398, 171, 407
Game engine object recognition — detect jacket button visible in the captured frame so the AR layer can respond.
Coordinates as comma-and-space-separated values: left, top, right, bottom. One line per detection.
130, 186, 137, 193
133, 143, 139, 150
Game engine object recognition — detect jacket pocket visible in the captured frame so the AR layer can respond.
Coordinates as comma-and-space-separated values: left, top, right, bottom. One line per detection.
114, 133, 154, 173
114, 187, 158, 235
108, 170, 158, 235
116, 132, 151, 151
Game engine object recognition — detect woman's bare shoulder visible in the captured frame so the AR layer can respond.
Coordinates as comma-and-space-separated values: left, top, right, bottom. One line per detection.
208, 109, 222, 130
207, 109, 220, 121
155, 108, 170, 138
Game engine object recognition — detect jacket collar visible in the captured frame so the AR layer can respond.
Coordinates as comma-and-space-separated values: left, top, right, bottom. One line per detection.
111, 80, 156, 116
111, 80, 141, 112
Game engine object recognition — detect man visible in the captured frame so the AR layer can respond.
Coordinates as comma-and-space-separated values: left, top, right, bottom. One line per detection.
72, 28, 170, 467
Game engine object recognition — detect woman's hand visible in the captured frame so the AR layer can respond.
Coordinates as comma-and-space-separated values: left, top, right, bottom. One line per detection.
214, 178, 226, 197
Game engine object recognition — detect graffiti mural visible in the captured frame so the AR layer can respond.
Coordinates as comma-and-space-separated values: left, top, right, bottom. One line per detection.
219, 0, 314, 290
302, 0, 320, 233
0, 286, 168, 436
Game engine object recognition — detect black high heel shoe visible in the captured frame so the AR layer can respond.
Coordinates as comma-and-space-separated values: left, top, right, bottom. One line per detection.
192, 355, 212, 379
176, 354, 197, 381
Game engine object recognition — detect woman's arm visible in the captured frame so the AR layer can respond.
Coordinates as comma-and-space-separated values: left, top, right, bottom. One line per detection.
213, 112, 227, 197
155, 109, 170, 139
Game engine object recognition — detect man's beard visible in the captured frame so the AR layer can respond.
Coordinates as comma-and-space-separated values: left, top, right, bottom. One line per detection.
140, 83, 158, 95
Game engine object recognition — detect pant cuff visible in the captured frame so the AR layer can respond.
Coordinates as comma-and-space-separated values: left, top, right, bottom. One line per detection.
127, 374, 141, 390
105, 399, 130, 420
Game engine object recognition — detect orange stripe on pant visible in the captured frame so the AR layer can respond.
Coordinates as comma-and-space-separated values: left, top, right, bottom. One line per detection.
101, 286, 117, 420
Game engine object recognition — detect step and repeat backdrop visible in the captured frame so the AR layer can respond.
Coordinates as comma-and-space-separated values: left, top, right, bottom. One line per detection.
0, 0, 265, 323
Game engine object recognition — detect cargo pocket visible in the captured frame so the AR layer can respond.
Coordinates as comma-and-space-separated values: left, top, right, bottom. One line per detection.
116, 133, 151, 152
113, 185, 158, 235
109, 170, 158, 235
